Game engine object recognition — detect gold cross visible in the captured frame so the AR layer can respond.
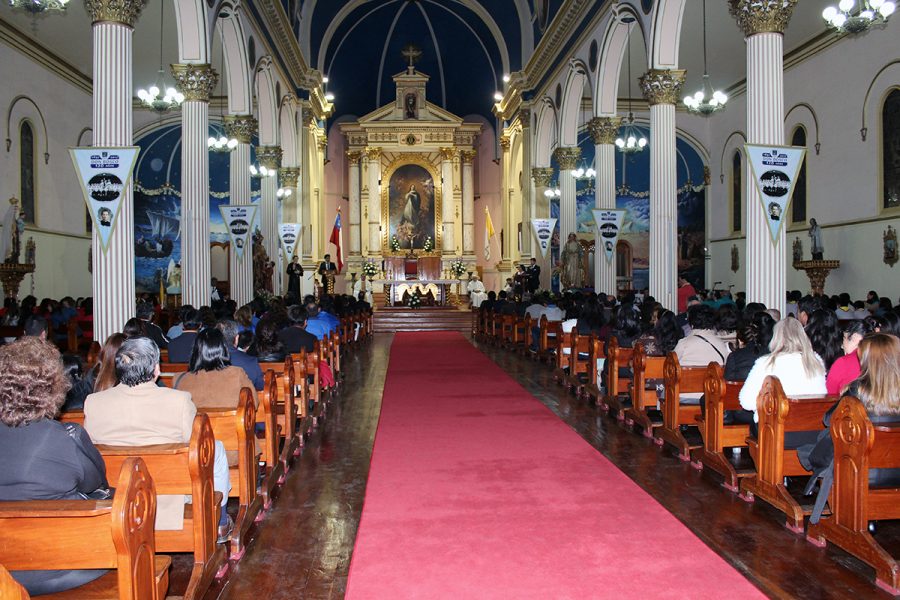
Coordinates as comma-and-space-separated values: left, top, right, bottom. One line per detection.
401, 44, 422, 68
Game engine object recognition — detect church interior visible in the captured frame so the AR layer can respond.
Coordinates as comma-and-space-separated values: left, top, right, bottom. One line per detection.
1, 0, 900, 598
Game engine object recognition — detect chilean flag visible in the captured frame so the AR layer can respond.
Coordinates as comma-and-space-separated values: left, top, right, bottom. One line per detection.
329, 208, 344, 273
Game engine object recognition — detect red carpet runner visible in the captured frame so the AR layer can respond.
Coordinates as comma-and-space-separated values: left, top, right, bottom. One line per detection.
347, 332, 763, 599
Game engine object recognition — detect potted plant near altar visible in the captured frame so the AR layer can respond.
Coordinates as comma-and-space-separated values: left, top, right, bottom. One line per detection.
361, 259, 379, 279
423, 236, 434, 252
407, 289, 422, 309
449, 258, 467, 280
390, 235, 401, 252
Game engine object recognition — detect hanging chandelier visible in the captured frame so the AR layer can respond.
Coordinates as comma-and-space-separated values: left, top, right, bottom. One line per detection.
208, 133, 238, 153
570, 163, 596, 181
823, 0, 894, 33
137, 0, 183, 114
276, 187, 292, 198
616, 39, 647, 155
542, 185, 561, 199
8, 0, 69, 14
249, 164, 276, 179
683, 0, 727, 116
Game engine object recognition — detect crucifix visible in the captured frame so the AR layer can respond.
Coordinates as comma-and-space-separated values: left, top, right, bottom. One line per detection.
401, 44, 422, 68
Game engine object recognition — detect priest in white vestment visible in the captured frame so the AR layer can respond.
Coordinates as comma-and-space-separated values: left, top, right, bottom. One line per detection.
467, 277, 487, 308
353, 275, 374, 305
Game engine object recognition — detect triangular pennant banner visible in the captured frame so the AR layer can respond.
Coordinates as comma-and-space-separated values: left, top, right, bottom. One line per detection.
70, 146, 139, 253
592, 209, 626, 263
744, 144, 807, 244
220, 205, 257, 260
279, 223, 302, 261
531, 218, 556, 259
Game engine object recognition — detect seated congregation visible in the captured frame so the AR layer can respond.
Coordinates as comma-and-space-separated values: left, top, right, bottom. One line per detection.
475, 286, 900, 595
0, 290, 371, 598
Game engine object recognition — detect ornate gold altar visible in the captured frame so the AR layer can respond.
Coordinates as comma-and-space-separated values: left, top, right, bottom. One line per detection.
794, 259, 840, 296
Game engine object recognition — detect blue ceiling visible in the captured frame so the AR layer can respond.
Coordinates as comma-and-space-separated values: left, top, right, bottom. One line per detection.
291, 0, 566, 121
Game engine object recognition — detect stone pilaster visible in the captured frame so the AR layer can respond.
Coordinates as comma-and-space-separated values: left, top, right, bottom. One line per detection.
439, 147, 457, 254
641, 69, 684, 310
256, 145, 282, 294
86, 0, 146, 340
519, 108, 533, 259
553, 146, 580, 245
730, 0, 795, 314
365, 147, 381, 255
346, 151, 362, 257
173, 63, 217, 308
460, 150, 476, 257
590, 117, 621, 295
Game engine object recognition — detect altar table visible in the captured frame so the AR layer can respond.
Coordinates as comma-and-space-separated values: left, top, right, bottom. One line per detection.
373, 279, 463, 306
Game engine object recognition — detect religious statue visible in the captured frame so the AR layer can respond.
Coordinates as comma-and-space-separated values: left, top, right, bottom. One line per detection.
730, 244, 739, 273
792, 237, 803, 265
24, 237, 35, 265
808, 218, 823, 260
1, 197, 25, 264
884, 225, 898, 267
405, 93, 417, 119
252, 230, 271, 294
165, 259, 182, 294
558, 233, 585, 290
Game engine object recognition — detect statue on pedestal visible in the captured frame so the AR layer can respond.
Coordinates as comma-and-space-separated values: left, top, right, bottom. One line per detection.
558, 233, 585, 290
1, 197, 25, 264
808, 218, 823, 260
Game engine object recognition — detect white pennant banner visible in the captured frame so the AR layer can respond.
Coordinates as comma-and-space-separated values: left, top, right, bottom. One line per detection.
220, 205, 257, 260
745, 144, 807, 244
69, 146, 139, 252
279, 223, 302, 261
531, 218, 556, 259
592, 208, 626, 263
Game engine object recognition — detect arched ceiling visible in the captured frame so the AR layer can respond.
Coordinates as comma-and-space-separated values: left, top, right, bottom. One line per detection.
293, 0, 563, 120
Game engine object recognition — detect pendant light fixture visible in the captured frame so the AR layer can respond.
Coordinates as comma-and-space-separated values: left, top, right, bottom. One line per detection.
137, 0, 184, 113
683, 0, 727, 116
615, 38, 647, 155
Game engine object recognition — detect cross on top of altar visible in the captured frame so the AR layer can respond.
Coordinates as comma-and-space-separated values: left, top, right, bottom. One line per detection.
401, 44, 422, 70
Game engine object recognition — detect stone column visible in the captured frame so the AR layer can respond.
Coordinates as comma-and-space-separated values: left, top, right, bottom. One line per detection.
223, 114, 257, 307
346, 151, 362, 257
589, 116, 622, 295
279, 167, 300, 221
256, 145, 282, 294
172, 63, 218, 308
365, 147, 381, 255
519, 108, 533, 259
640, 69, 685, 311
300, 113, 313, 262
84, 0, 145, 341
731, 0, 796, 314
553, 146, 580, 244
531, 166, 554, 290
461, 150, 476, 257
499, 136, 512, 263
439, 147, 456, 255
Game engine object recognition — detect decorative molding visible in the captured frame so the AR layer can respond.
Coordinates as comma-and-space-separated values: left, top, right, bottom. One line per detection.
83, 0, 147, 27
860, 59, 900, 141
0, 19, 91, 95
719, 130, 747, 184
639, 69, 686, 106
256, 145, 282, 169
532, 167, 555, 187
587, 116, 621, 145
729, 0, 797, 37
279, 167, 300, 188
5, 95, 50, 164
223, 115, 258, 144
171, 64, 218, 102
553, 146, 580, 170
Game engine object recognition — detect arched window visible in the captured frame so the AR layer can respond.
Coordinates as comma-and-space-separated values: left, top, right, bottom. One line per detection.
883, 88, 900, 210
791, 126, 807, 223
731, 150, 742, 233
19, 121, 36, 224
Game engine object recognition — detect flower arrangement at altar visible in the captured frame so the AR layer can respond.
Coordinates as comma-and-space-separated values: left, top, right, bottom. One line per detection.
407, 290, 422, 309
361, 260, 379, 278
423, 236, 434, 252
449, 258, 467, 279
390, 235, 401, 252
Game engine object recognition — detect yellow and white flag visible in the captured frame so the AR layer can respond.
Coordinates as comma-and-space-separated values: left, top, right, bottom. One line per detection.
484, 206, 496, 261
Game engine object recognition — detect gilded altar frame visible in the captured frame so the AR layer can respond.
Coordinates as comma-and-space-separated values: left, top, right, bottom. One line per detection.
381, 153, 442, 256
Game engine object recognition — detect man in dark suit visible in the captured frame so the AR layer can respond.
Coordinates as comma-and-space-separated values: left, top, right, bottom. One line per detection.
216, 319, 263, 390
527, 257, 541, 293
356, 292, 371, 312
136, 301, 169, 349
318, 254, 338, 295
278, 305, 318, 353
166, 308, 201, 363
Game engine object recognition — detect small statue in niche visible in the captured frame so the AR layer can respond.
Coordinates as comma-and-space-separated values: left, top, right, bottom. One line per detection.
792, 237, 803, 266
884, 225, 898, 267
405, 93, 417, 119
730, 244, 739, 273
1, 197, 24, 264
24, 237, 35, 265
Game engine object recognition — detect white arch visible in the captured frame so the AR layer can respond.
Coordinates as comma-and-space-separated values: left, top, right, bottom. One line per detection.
216, 4, 252, 115
254, 58, 279, 146
534, 97, 557, 168
559, 59, 590, 147
172, 0, 210, 63
593, 7, 641, 117
648, 0, 686, 70
279, 96, 299, 166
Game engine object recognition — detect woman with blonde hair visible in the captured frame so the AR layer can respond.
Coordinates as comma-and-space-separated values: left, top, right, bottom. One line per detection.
738, 317, 827, 422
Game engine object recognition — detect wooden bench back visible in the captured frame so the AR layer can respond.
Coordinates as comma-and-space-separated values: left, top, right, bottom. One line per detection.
0, 457, 161, 600
606, 336, 633, 397
568, 332, 593, 375
158, 362, 189, 387
0, 564, 28, 599
702, 363, 746, 452
632, 343, 666, 406
203, 391, 256, 502
587, 337, 606, 387
257, 371, 279, 469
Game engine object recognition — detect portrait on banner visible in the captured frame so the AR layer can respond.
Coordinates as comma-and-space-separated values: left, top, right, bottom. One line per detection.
383, 161, 439, 253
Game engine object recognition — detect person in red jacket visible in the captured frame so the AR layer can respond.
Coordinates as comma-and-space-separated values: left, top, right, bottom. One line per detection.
677, 276, 697, 314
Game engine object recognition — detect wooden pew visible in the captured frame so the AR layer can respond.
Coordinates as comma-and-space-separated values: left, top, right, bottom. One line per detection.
96, 414, 226, 599
257, 370, 282, 507
203, 390, 261, 560
624, 343, 666, 437
654, 353, 707, 461
584, 337, 606, 404
552, 330, 573, 384
0, 457, 169, 600
259, 359, 302, 467
603, 336, 633, 420
693, 364, 752, 492
566, 332, 595, 397
806, 396, 900, 594
538, 316, 562, 364
0, 563, 29, 599
739, 376, 835, 532
513, 316, 532, 355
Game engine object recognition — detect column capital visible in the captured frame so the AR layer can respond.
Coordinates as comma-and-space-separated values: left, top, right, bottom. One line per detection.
279, 167, 300, 188
552, 146, 581, 171
316, 138, 328, 153
729, 0, 797, 36
587, 117, 622, 145
532, 167, 555, 187
460, 149, 477, 164
303, 113, 318, 128
499, 136, 511, 152
171, 64, 218, 102
346, 150, 363, 162
84, 0, 147, 26
438, 147, 458, 161
518, 108, 531, 128
256, 145, 282, 170
364, 146, 381, 161
639, 69, 686, 106
223, 115, 257, 144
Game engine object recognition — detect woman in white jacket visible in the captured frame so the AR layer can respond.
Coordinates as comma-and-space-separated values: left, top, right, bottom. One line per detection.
738, 317, 827, 426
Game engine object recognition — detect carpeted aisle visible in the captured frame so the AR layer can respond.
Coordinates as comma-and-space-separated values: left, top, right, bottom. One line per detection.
346, 332, 763, 599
